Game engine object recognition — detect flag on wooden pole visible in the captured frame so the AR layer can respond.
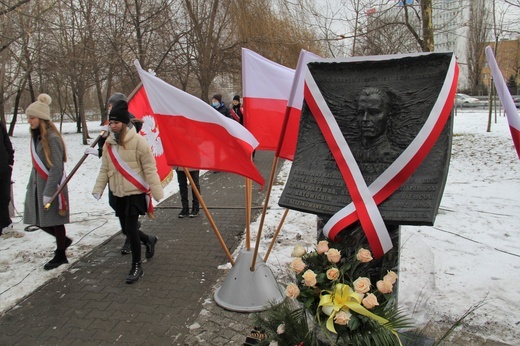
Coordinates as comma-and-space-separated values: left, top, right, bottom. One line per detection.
134, 60, 264, 185
242, 48, 295, 151
276, 49, 321, 161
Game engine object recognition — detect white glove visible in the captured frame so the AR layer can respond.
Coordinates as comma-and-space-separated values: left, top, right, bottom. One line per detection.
84, 147, 99, 156
92, 193, 101, 200
100, 125, 110, 138
43, 196, 52, 205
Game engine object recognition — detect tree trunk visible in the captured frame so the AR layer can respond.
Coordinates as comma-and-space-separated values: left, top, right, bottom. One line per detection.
0, 49, 6, 126
72, 92, 81, 133
9, 82, 26, 136
102, 67, 114, 126
487, 0, 498, 133
420, 0, 434, 52
94, 67, 106, 126
79, 93, 89, 145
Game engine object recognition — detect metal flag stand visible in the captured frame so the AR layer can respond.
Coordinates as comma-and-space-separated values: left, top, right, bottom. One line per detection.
214, 248, 285, 312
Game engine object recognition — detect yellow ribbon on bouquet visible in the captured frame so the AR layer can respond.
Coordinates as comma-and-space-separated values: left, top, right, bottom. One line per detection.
318, 283, 396, 338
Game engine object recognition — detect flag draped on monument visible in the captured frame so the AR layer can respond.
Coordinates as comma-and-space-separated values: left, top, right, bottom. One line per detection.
242, 48, 295, 151
485, 46, 520, 159
303, 53, 459, 258
276, 50, 321, 161
134, 60, 264, 186
127, 84, 173, 186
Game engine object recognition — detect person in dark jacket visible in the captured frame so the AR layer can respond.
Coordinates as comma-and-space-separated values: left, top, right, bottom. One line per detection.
230, 94, 244, 125
211, 94, 231, 119
23, 94, 71, 270
0, 120, 15, 235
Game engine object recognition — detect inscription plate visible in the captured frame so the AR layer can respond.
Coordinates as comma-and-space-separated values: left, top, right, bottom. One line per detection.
279, 53, 453, 226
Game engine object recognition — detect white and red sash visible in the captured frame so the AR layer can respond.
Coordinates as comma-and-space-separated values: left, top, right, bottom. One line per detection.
304, 54, 459, 258
230, 108, 241, 122
30, 140, 67, 214
106, 144, 154, 216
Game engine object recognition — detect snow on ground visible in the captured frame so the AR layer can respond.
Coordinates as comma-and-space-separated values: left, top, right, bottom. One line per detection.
1, 109, 519, 343
237, 109, 520, 344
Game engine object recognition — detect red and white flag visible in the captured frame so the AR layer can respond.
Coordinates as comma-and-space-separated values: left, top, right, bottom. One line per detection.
276, 49, 321, 161
134, 60, 264, 186
304, 53, 459, 258
485, 46, 520, 159
242, 48, 295, 151
127, 84, 173, 185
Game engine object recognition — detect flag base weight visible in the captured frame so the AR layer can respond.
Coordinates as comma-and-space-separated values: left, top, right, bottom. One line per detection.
214, 248, 284, 312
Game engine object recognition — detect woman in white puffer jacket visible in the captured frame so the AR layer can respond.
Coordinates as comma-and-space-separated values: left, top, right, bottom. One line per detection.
93, 99, 163, 284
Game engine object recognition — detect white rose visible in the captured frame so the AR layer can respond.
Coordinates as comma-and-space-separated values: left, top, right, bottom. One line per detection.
291, 245, 307, 257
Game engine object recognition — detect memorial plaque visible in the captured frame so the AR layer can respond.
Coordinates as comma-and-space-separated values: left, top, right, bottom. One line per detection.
279, 53, 453, 226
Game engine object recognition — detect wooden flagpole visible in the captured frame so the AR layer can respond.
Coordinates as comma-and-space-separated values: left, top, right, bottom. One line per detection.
127, 82, 143, 100
44, 130, 108, 210
185, 168, 235, 266
245, 177, 252, 250
250, 101, 294, 270
263, 208, 289, 262
250, 155, 279, 271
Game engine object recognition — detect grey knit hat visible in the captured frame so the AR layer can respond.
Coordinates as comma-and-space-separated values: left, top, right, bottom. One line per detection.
26, 94, 52, 121
108, 92, 127, 106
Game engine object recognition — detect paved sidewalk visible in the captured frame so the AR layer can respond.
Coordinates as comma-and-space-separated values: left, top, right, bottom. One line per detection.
0, 151, 281, 345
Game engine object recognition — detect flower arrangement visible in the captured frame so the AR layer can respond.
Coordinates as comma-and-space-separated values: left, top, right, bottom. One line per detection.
252, 239, 411, 345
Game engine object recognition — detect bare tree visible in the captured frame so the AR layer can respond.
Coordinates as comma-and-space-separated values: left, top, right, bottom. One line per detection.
355, 4, 421, 55
230, 0, 325, 75
467, 0, 491, 95
0, 0, 31, 54
1, 0, 55, 128
183, 0, 235, 101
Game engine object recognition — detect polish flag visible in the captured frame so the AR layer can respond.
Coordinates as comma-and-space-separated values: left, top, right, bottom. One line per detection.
127, 84, 173, 185
242, 48, 295, 151
276, 50, 321, 161
134, 60, 264, 186
485, 46, 520, 159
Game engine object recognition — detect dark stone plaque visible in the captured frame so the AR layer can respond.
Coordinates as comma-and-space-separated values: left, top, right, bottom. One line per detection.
279, 53, 453, 226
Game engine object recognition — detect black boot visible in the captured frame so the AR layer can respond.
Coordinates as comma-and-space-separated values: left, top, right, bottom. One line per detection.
178, 207, 189, 218
145, 235, 158, 259
44, 250, 68, 270
121, 237, 131, 255
189, 205, 199, 218
126, 262, 143, 284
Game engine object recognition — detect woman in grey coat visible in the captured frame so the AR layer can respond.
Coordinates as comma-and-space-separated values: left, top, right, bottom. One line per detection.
24, 94, 71, 270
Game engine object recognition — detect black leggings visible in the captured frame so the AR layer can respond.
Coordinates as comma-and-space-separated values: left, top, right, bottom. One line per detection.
119, 214, 149, 263
41, 225, 68, 250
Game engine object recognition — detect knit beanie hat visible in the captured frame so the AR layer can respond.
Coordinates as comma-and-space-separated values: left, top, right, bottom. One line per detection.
109, 100, 130, 124
233, 95, 240, 102
108, 92, 127, 106
26, 94, 52, 121
212, 94, 222, 103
